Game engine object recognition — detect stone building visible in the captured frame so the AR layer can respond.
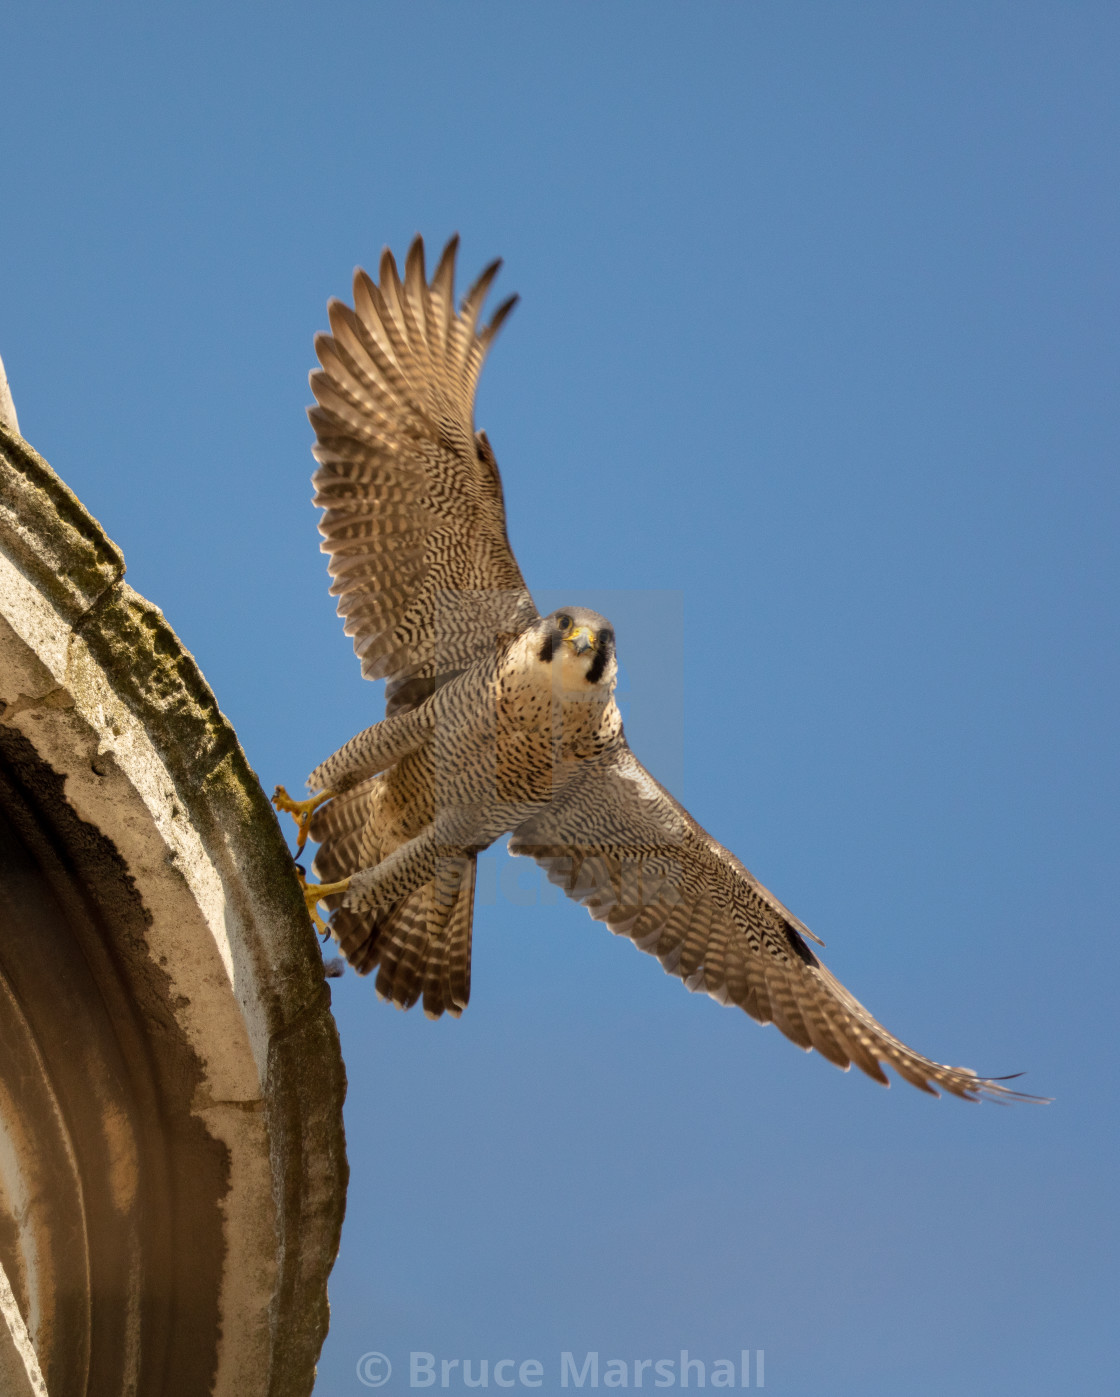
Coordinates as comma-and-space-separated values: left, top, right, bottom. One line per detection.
0, 358, 347, 1396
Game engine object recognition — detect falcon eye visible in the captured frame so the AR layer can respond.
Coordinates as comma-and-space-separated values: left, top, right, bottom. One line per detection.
598, 627, 614, 648
555, 613, 573, 632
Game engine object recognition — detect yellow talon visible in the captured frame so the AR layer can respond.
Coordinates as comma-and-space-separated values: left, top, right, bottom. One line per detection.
294, 866, 351, 937
272, 783, 335, 855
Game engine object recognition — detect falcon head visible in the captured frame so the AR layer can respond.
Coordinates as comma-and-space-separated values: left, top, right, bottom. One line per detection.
534, 607, 617, 691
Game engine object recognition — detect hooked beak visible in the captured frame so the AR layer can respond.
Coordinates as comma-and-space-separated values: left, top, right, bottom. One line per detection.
565, 625, 595, 655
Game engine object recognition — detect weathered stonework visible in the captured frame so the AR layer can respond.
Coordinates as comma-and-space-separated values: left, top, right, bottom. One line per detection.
0, 410, 347, 1397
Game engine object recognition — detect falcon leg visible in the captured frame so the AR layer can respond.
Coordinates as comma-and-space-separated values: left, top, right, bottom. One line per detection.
272, 784, 335, 855
429, 855, 472, 934
345, 817, 471, 915
294, 866, 351, 937
307, 702, 435, 794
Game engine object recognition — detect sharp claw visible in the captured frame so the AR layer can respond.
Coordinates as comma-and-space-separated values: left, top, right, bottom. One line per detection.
291, 864, 351, 937
272, 784, 335, 856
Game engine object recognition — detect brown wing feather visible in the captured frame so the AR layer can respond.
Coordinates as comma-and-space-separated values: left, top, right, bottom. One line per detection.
309, 233, 538, 694
510, 746, 1044, 1103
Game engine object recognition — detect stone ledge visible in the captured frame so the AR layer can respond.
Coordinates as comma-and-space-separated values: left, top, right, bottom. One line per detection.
0, 417, 346, 1397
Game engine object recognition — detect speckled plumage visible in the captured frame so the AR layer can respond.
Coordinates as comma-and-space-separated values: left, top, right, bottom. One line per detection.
302, 235, 1041, 1101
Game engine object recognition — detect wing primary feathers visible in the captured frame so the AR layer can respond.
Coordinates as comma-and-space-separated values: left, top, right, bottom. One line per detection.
308, 236, 537, 689
378, 245, 406, 329
405, 235, 427, 298
401, 237, 438, 385
481, 293, 520, 348
508, 748, 1048, 1104
428, 234, 459, 351
460, 257, 503, 338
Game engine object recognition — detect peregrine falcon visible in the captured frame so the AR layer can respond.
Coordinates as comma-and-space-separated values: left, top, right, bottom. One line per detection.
275, 235, 1040, 1103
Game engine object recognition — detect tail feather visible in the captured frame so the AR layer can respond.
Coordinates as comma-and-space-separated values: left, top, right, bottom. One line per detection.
309, 775, 383, 884
331, 902, 381, 975
326, 856, 476, 1020
306, 755, 475, 1017
422, 856, 476, 1019
374, 888, 431, 1009
445, 858, 474, 1012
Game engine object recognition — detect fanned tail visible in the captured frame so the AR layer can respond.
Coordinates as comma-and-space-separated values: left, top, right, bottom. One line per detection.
324, 855, 476, 1020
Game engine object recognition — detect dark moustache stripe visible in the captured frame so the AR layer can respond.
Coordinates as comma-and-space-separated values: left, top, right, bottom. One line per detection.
585, 629, 613, 686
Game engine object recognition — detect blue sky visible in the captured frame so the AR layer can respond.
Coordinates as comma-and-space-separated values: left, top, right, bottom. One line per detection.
3, 4, 1117, 1394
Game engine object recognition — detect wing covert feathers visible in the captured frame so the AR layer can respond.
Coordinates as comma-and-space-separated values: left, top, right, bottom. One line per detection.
310, 233, 537, 691
510, 747, 1045, 1104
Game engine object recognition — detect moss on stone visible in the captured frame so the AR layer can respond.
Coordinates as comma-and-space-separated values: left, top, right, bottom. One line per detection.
0, 423, 124, 622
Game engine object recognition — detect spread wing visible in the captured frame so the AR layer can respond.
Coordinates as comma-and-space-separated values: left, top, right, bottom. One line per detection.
309, 234, 538, 710
510, 746, 1042, 1102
